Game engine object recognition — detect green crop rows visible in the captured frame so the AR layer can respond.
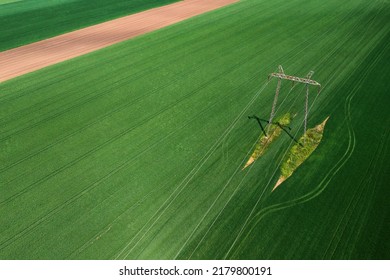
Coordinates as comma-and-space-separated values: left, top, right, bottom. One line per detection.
0, 0, 180, 51
0, 0, 389, 259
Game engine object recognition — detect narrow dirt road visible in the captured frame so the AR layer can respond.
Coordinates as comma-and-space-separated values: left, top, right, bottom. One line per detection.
0, 0, 238, 83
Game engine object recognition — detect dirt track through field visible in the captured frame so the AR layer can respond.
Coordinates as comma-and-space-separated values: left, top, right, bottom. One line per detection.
0, 0, 238, 83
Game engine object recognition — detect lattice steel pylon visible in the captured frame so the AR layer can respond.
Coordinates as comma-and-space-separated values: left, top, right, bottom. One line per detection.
267, 65, 321, 138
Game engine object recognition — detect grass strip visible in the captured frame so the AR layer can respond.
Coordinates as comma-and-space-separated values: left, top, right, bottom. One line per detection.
275, 116, 329, 189
244, 113, 292, 169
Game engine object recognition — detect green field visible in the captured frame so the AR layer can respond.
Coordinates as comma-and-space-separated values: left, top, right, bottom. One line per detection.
0, 0, 22, 5
0, 0, 389, 259
0, 0, 180, 51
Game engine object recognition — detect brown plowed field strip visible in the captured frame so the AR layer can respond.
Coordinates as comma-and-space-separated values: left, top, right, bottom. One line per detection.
0, 0, 238, 83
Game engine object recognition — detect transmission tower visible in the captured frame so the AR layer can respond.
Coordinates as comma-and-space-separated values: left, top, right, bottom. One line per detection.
267, 65, 321, 137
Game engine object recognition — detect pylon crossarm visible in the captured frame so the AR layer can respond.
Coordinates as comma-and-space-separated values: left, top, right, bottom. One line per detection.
268, 73, 321, 87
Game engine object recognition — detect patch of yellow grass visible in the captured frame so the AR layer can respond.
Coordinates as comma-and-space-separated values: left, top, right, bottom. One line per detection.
243, 113, 292, 169
273, 116, 329, 190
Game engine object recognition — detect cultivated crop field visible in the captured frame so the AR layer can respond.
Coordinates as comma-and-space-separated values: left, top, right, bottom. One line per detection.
0, 0, 389, 259
0, 0, 180, 51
